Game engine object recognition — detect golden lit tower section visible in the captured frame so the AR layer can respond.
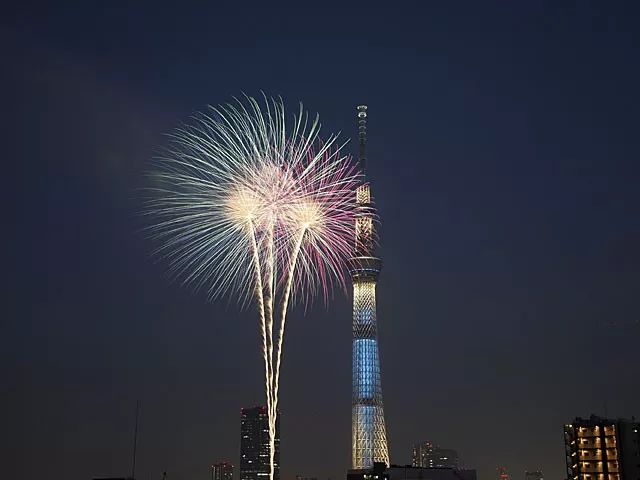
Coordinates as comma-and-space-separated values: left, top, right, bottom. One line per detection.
349, 105, 390, 469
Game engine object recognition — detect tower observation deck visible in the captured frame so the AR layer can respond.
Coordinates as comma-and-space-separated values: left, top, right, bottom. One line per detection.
349, 105, 390, 469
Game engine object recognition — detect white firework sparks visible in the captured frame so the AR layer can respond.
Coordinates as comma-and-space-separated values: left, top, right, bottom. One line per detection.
145, 96, 360, 480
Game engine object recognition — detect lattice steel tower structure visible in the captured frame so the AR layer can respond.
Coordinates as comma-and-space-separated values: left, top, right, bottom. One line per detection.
349, 105, 390, 469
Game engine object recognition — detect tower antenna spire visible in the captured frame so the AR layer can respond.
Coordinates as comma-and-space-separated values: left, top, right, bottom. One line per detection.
357, 105, 368, 175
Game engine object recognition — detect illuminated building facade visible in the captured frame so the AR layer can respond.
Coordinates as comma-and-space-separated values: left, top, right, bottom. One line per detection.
564, 415, 640, 480
349, 105, 389, 469
213, 462, 234, 480
240, 406, 280, 480
412, 442, 458, 468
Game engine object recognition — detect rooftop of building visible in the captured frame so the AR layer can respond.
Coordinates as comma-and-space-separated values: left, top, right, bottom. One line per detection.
566, 414, 639, 427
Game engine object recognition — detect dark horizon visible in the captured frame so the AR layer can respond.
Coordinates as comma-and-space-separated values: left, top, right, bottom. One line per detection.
4, 2, 640, 480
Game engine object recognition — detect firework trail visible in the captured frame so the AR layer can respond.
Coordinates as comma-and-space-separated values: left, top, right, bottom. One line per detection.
145, 96, 360, 480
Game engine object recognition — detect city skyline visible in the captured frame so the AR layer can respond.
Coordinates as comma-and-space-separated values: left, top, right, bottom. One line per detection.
6, 2, 640, 480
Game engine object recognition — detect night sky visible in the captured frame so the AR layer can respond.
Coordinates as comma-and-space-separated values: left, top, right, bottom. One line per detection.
4, 2, 640, 480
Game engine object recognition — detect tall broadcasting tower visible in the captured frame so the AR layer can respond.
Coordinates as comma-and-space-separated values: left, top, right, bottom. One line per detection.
349, 105, 390, 469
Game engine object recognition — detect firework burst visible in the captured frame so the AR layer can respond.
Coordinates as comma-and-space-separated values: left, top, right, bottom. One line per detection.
146, 96, 360, 480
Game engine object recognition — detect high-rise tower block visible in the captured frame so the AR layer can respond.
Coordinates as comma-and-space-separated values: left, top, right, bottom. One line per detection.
240, 406, 280, 480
